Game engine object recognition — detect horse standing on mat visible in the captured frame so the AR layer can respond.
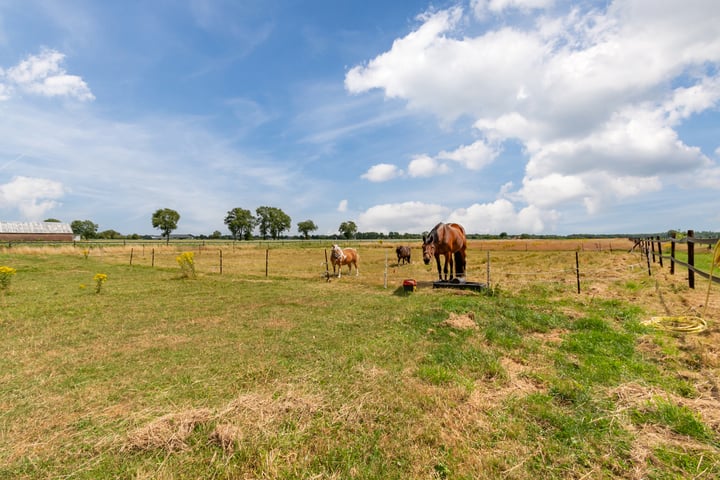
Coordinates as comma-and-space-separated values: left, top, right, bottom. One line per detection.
422, 223, 467, 281
330, 244, 359, 278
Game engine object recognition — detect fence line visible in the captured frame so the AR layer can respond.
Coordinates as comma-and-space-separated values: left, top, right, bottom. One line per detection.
121, 245, 640, 294
2, 238, 651, 294
632, 230, 720, 289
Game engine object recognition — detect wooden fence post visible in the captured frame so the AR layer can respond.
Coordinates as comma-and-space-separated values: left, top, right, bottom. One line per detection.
130, 248, 134, 266
575, 251, 581, 294
656, 236, 663, 268
219, 249, 223, 275
670, 231, 676, 275
325, 249, 330, 281
384, 253, 387, 289
688, 230, 695, 289
486, 251, 491, 289
152, 248, 155, 267
650, 237, 656, 263
265, 248, 269, 277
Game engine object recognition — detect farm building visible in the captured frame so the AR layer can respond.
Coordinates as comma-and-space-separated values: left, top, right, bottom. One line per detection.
0, 221, 75, 242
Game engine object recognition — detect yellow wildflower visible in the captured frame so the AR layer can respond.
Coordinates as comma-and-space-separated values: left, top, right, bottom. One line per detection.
0, 265, 16, 290
94, 273, 108, 293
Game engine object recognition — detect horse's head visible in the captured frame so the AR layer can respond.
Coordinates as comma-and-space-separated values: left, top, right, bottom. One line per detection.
331, 244, 344, 260
422, 237, 435, 265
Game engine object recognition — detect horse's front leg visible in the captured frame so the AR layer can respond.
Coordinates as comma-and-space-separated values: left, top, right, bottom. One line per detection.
435, 255, 443, 281
448, 254, 455, 280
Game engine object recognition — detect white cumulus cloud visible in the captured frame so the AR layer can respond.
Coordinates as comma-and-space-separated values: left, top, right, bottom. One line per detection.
0, 176, 66, 219
448, 199, 555, 234
407, 155, 449, 177
2, 49, 94, 101
438, 140, 500, 171
346, 0, 720, 226
361, 163, 403, 182
358, 201, 449, 233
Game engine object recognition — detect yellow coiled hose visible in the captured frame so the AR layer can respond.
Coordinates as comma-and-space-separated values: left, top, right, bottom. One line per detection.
642, 241, 719, 334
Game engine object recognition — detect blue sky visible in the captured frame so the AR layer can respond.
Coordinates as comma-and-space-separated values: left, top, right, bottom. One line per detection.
0, 0, 719, 236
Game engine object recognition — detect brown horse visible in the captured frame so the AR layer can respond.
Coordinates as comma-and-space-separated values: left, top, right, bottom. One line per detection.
396, 245, 411, 265
330, 244, 359, 278
422, 223, 467, 281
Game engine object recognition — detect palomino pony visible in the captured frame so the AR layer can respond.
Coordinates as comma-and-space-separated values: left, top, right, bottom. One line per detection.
422, 223, 467, 281
330, 244, 359, 278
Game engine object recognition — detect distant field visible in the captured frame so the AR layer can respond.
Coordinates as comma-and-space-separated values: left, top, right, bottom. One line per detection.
1, 239, 719, 479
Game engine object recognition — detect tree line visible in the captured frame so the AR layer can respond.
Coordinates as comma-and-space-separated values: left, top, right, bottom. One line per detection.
62, 207, 360, 243
54, 217, 717, 243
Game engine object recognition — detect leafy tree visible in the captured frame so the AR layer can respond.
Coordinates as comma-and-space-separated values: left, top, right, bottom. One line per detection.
297, 220, 318, 239
255, 206, 291, 240
44, 218, 61, 222
98, 229, 122, 239
255, 206, 272, 239
152, 208, 180, 245
499, 232, 508, 239
339, 221, 357, 240
211, 230, 222, 239
71, 220, 99, 240
224, 208, 256, 240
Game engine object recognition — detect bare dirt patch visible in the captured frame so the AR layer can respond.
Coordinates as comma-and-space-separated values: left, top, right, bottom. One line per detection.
439, 312, 478, 330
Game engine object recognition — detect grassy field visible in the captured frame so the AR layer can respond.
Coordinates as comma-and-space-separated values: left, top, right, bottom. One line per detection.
1, 239, 719, 479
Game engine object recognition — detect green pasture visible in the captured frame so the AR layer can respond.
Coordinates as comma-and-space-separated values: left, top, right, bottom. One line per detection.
1, 244, 718, 479
671, 249, 718, 276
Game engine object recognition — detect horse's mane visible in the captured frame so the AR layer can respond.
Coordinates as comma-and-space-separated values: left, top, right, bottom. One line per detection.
425, 223, 443, 244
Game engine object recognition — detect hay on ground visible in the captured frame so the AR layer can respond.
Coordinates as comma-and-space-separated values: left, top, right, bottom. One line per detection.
210, 423, 244, 453
123, 408, 213, 452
